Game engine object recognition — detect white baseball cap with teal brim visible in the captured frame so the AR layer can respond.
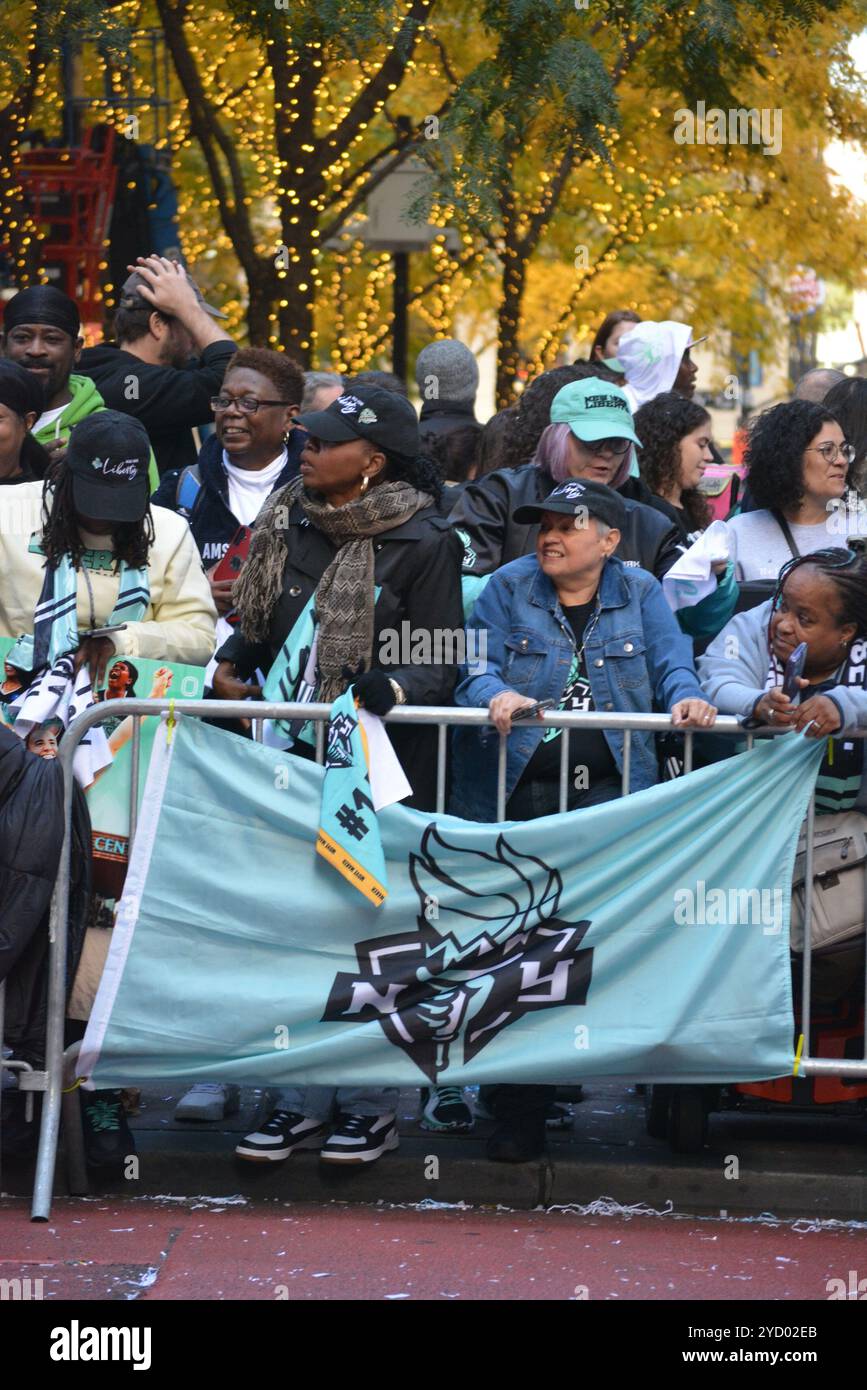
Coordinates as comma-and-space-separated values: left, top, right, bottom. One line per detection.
549, 376, 641, 446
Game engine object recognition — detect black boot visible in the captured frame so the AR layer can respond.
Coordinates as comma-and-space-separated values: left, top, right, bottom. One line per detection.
1, 1089, 41, 1159
80, 1088, 135, 1170
484, 1084, 554, 1163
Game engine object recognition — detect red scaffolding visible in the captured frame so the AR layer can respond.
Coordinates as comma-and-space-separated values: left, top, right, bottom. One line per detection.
8, 125, 118, 326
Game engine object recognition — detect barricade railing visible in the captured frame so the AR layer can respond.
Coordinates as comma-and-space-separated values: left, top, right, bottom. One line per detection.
10, 698, 867, 1221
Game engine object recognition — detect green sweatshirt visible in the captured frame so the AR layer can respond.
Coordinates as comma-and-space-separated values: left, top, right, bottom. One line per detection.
33, 374, 160, 493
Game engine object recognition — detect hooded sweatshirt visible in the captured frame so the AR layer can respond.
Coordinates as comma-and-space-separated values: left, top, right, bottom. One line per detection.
32, 373, 160, 493
617, 321, 693, 414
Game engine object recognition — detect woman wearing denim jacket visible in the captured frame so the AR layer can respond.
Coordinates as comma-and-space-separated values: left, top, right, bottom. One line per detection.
450, 478, 716, 1161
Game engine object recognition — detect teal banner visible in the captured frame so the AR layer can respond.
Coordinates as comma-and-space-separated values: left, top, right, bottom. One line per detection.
81, 718, 823, 1088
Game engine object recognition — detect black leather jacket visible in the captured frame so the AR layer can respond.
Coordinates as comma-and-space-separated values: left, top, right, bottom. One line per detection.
0, 724, 90, 1068
449, 463, 683, 579
216, 499, 464, 809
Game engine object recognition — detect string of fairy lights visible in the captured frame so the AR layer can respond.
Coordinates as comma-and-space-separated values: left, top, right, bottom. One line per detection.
0, 4, 844, 381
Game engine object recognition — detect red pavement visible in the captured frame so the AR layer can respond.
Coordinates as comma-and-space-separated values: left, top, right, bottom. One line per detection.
1, 1198, 865, 1300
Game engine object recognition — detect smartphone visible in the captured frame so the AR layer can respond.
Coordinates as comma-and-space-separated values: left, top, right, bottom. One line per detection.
510, 699, 555, 722
79, 624, 128, 639
212, 526, 253, 583
782, 641, 807, 699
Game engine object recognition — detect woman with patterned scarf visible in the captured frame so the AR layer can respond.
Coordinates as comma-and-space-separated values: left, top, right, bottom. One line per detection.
699, 545, 867, 1006
212, 382, 465, 1166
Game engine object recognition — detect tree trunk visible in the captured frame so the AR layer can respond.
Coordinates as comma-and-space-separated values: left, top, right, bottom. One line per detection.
246, 261, 276, 350
496, 238, 526, 408
269, 49, 318, 364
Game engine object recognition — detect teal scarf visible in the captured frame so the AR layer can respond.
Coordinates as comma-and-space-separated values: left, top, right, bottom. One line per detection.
9, 549, 150, 673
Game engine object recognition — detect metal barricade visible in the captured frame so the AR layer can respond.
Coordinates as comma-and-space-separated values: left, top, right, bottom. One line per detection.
11, 698, 867, 1221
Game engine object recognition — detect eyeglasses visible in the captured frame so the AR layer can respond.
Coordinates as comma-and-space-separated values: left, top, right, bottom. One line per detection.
210, 395, 291, 414
804, 441, 856, 466
575, 437, 632, 457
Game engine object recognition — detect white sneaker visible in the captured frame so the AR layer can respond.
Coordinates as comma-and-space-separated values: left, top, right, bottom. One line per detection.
319, 1113, 399, 1164
174, 1082, 240, 1122
235, 1110, 329, 1163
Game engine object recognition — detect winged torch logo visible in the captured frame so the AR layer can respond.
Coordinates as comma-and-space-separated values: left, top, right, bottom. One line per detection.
321, 825, 594, 1081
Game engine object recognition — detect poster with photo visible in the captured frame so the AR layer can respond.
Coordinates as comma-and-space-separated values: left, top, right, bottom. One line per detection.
0, 636, 206, 897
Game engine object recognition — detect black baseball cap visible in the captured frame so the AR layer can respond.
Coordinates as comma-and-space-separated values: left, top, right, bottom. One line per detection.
513, 478, 627, 531
66, 412, 151, 523
296, 384, 420, 456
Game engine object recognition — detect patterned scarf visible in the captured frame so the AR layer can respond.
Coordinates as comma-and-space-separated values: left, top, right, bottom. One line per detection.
8, 549, 150, 673
234, 476, 431, 703
766, 638, 867, 811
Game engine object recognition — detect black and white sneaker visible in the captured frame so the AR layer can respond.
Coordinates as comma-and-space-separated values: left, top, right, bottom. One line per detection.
419, 1086, 474, 1132
235, 1109, 328, 1163
319, 1112, 399, 1164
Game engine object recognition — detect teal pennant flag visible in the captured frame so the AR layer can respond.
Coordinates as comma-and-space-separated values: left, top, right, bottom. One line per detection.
316, 686, 388, 906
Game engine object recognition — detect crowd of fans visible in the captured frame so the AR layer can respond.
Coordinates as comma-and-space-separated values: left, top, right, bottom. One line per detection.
2, 254, 867, 1172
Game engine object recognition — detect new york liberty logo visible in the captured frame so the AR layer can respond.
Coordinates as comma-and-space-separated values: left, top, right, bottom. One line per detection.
321, 826, 595, 1080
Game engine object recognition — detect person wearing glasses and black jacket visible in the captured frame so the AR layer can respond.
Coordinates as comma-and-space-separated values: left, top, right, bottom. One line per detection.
152, 348, 305, 617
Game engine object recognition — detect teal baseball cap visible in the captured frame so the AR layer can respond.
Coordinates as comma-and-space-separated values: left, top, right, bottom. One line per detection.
549, 376, 640, 446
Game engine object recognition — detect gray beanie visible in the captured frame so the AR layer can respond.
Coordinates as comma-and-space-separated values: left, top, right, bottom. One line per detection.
415, 338, 479, 403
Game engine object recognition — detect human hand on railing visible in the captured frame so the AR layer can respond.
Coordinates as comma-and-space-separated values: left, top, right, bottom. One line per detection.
211, 660, 262, 731
792, 694, 842, 739
489, 691, 541, 735
752, 686, 801, 728
670, 698, 717, 728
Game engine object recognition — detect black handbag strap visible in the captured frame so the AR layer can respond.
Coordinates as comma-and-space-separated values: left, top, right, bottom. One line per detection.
773, 510, 801, 558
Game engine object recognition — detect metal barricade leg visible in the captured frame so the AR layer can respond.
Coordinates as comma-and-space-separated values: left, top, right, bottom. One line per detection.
0, 977, 5, 1196
800, 796, 815, 1069
30, 767, 75, 1222
62, 1042, 89, 1197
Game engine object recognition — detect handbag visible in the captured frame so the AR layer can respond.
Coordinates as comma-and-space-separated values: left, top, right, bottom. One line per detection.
790, 810, 867, 953
733, 511, 801, 616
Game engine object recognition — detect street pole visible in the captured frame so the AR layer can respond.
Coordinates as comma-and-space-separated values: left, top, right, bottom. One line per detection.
392, 248, 409, 385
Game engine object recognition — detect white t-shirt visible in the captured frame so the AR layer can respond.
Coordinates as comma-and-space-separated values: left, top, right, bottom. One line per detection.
34, 404, 66, 437
726, 508, 860, 582
222, 450, 287, 527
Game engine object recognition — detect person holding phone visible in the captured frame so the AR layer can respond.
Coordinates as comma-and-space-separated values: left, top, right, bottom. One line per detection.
0, 411, 216, 683
699, 546, 867, 744
699, 546, 867, 1011
451, 479, 716, 1162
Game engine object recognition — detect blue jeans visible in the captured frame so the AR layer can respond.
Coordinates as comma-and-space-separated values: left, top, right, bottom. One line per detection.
275, 1086, 398, 1120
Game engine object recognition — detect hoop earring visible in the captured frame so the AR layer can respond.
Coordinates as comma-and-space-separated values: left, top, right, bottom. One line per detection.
360, 475, 370, 495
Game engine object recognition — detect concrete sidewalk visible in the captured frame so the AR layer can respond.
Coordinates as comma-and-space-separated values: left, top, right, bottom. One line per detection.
4, 1082, 867, 1218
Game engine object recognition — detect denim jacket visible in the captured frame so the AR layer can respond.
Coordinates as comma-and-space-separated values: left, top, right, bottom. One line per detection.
450, 553, 705, 821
